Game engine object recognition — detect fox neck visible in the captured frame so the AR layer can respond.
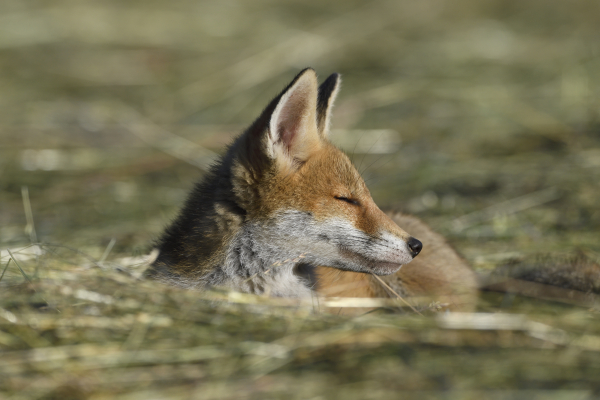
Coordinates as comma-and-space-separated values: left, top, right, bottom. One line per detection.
213, 219, 314, 297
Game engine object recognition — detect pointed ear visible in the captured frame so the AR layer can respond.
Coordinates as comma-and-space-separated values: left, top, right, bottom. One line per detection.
316, 73, 341, 137
267, 68, 321, 172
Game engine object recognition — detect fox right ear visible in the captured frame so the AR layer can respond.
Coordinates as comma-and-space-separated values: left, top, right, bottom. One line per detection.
316, 73, 341, 137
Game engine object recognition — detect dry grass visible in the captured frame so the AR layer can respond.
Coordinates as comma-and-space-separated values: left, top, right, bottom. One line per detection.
2, 251, 600, 399
1, 0, 600, 398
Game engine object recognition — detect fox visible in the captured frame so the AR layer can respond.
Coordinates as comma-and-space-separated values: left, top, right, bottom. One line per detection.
147, 68, 479, 312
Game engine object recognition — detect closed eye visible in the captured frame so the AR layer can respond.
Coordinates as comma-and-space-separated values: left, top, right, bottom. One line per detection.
335, 196, 360, 206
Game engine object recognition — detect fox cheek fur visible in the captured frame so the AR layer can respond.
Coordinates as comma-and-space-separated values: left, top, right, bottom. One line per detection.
148, 68, 422, 296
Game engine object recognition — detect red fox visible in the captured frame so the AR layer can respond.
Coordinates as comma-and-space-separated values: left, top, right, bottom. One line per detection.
147, 68, 479, 311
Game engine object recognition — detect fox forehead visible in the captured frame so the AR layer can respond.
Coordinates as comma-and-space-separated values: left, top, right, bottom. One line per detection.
274, 144, 363, 196
300, 145, 365, 192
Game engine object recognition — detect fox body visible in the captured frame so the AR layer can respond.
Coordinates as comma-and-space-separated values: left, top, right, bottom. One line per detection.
148, 69, 478, 309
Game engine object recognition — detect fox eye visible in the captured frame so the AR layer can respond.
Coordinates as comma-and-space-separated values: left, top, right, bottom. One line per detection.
334, 196, 360, 206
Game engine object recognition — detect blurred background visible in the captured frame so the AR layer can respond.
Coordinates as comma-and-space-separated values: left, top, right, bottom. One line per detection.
1, 0, 599, 271
2, 1, 600, 398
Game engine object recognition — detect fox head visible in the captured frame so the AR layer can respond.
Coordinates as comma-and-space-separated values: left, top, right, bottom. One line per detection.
228, 68, 422, 276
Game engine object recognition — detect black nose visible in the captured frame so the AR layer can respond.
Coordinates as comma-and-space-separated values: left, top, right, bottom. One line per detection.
407, 237, 423, 257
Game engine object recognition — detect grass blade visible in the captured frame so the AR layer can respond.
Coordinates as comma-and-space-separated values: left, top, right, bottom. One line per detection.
7, 249, 32, 283
0, 258, 11, 282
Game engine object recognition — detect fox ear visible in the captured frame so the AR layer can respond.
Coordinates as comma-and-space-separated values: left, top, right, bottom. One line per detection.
267, 68, 321, 172
316, 73, 341, 137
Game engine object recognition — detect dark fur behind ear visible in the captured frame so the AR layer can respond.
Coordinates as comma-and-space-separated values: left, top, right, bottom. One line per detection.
316, 73, 341, 136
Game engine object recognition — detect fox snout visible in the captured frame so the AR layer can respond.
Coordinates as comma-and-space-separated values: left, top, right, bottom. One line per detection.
360, 229, 422, 275
360, 206, 423, 272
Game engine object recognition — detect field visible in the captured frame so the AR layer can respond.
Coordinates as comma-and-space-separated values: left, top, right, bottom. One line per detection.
1, 0, 600, 398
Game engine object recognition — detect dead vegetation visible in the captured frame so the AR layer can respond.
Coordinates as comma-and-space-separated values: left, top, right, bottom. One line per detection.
2, 252, 600, 399
1, 0, 600, 398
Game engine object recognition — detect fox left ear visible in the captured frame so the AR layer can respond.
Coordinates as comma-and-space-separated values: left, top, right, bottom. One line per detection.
316, 73, 341, 137
267, 68, 321, 172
